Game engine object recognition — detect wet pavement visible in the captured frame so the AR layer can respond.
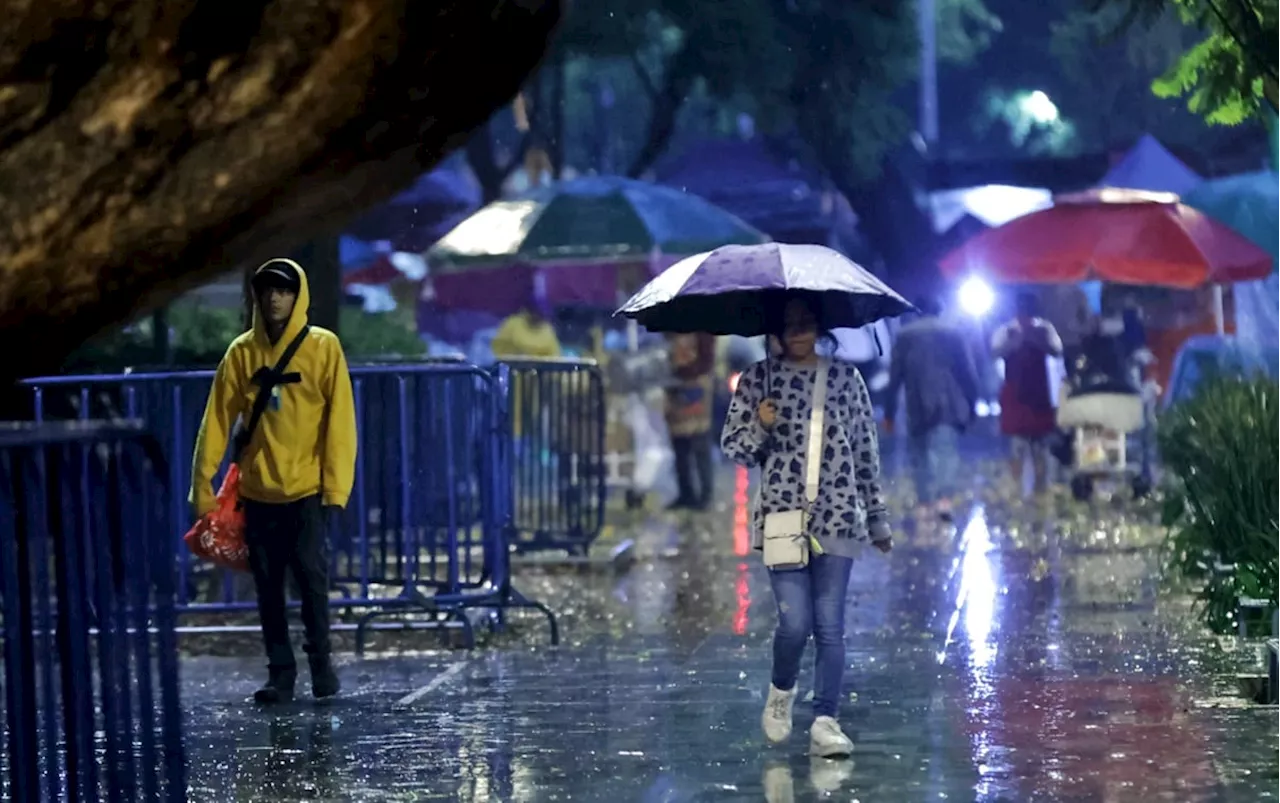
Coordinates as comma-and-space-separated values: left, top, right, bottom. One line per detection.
181, 446, 1277, 802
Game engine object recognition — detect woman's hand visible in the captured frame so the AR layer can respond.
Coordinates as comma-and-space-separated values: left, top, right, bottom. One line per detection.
758, 399, 778, 429
869, 519, 893, 553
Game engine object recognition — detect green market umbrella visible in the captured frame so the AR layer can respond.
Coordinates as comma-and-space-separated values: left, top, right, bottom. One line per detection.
426, 175, 768, 269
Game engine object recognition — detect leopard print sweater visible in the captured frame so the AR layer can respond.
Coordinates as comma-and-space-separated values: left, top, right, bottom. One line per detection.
721, 357, 888, 558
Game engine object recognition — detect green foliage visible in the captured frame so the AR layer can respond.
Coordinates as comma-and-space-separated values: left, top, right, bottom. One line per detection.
1089, 0, 1278, 124
1049, 5, 1198, 148
338, 307, 426, 360
937, 0, 1004, 64
1152, 28, 1269, 124
554, 0, 1002, 183
1157, 376, 1279, 636
64, 302, 424, 372
65, 303, 244, 371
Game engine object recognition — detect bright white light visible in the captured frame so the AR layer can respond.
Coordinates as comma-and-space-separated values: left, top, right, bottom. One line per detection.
958, 277, 995, 318
1021, 90, 1059, 124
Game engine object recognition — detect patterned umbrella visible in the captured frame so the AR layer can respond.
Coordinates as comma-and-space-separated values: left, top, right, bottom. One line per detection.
616, 243, 913, 336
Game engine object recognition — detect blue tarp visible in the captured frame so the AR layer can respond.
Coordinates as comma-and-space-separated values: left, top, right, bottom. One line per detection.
1100, 134, 1202, 196
1164, 334, 1279, 407
344, 155, 481, 253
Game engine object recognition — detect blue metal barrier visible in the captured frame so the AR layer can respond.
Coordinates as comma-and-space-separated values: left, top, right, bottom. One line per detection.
495, 359, 607, 555
20, 364, 559, 650
0, 422, 186, 802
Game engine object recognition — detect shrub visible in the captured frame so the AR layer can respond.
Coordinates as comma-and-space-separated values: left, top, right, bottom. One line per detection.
1157, 376, 1279, 636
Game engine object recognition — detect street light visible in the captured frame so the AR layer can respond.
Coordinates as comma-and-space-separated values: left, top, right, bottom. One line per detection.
958, 276, 995, 318
1021, 90, 1059, 125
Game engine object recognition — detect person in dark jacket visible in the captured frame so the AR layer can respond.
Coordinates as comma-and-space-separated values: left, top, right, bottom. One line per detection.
884, 295, 979, 520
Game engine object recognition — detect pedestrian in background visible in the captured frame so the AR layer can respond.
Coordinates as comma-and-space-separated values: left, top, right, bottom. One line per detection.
190, 259, 357, 704
666, 332, 717, 510
991, 290, 1063, 496
721, 294, 892, 759
883, 294, 979, 521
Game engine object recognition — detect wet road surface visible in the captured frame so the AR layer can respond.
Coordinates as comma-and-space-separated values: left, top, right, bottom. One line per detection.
182, 451, 1277, 802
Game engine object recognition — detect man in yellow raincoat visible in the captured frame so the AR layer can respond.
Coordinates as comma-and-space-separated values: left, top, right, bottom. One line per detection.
492, 300, 562, 439
190, 258, 357, 705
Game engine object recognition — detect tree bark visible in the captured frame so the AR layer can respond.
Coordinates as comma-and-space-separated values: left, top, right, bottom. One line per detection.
0, 0, 563, 383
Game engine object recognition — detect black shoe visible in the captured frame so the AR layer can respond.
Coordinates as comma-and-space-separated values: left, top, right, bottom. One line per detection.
308, 652, 340, 700
666, 498, 693, 512
253, 666, 296, 705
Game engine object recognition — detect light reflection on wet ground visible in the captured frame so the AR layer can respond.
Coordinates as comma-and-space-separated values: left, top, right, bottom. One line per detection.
182, 444, 1277, 802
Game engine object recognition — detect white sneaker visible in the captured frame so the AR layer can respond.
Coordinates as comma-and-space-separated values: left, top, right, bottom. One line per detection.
762, 761, 796, 803
761, 684, 797, 743
809, 755, 855, 792
809, 716, 853, 757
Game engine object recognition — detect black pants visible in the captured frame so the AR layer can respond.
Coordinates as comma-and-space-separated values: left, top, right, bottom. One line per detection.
672, 433, 714, 507
243, 496, 330, 669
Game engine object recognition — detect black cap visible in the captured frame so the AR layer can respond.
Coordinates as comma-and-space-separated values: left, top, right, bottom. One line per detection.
253, 260, 301, 293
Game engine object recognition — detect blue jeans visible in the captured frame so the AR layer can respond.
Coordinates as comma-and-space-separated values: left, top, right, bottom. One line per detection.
907, 424, 960, 504
767, 553, 854, 718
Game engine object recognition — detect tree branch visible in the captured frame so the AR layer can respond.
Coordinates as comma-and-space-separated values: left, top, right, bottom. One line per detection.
625, 41, 699, 178
0, 0, 564, 382
628, 51, 659, 99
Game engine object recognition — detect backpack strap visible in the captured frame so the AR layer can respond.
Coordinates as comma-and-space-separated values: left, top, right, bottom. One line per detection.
233, 325, 311, 463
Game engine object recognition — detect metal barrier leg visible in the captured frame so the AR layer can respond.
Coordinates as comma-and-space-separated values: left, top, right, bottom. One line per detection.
352, 594, 477, 655
477, 588, 560, 646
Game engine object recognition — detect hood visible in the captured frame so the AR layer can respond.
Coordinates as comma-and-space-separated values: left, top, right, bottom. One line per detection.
251, 258, 311, 355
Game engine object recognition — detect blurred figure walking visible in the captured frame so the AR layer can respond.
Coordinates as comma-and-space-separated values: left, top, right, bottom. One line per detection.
666, 332, 716, 510
991, 291, 1063, 496
884, 295, 979, 521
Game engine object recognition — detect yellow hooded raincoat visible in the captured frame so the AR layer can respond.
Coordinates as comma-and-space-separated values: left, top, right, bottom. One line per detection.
189, 259, 358, 517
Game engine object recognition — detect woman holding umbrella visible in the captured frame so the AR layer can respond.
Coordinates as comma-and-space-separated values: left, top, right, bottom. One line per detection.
618, 243, 910, 758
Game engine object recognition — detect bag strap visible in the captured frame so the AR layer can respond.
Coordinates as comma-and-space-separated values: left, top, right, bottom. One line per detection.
803, 359, 829, 506
233, 325, 311, 462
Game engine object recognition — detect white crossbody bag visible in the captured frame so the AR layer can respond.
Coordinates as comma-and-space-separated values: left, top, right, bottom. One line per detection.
762, 359, 829, 570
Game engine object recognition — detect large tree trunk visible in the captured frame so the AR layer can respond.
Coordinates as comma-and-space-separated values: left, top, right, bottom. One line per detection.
0, 0, 563, 383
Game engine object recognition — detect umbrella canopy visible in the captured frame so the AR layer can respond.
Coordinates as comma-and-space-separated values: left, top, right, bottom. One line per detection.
427, 176, 768, 269
939, 189, 1273, 288
1183, 171, 1278, 272
345, 158, 481, 252
616, 243, 913, 336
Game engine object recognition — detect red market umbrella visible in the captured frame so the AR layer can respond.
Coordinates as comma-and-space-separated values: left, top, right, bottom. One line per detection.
939, 188, 1273, 289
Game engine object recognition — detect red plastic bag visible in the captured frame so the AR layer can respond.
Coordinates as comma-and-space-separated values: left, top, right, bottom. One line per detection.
183, 464, 250, 573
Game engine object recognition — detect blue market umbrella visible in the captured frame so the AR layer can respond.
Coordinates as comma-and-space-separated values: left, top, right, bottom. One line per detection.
616, 243, 913, 336
1183, 171, 1278, 273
